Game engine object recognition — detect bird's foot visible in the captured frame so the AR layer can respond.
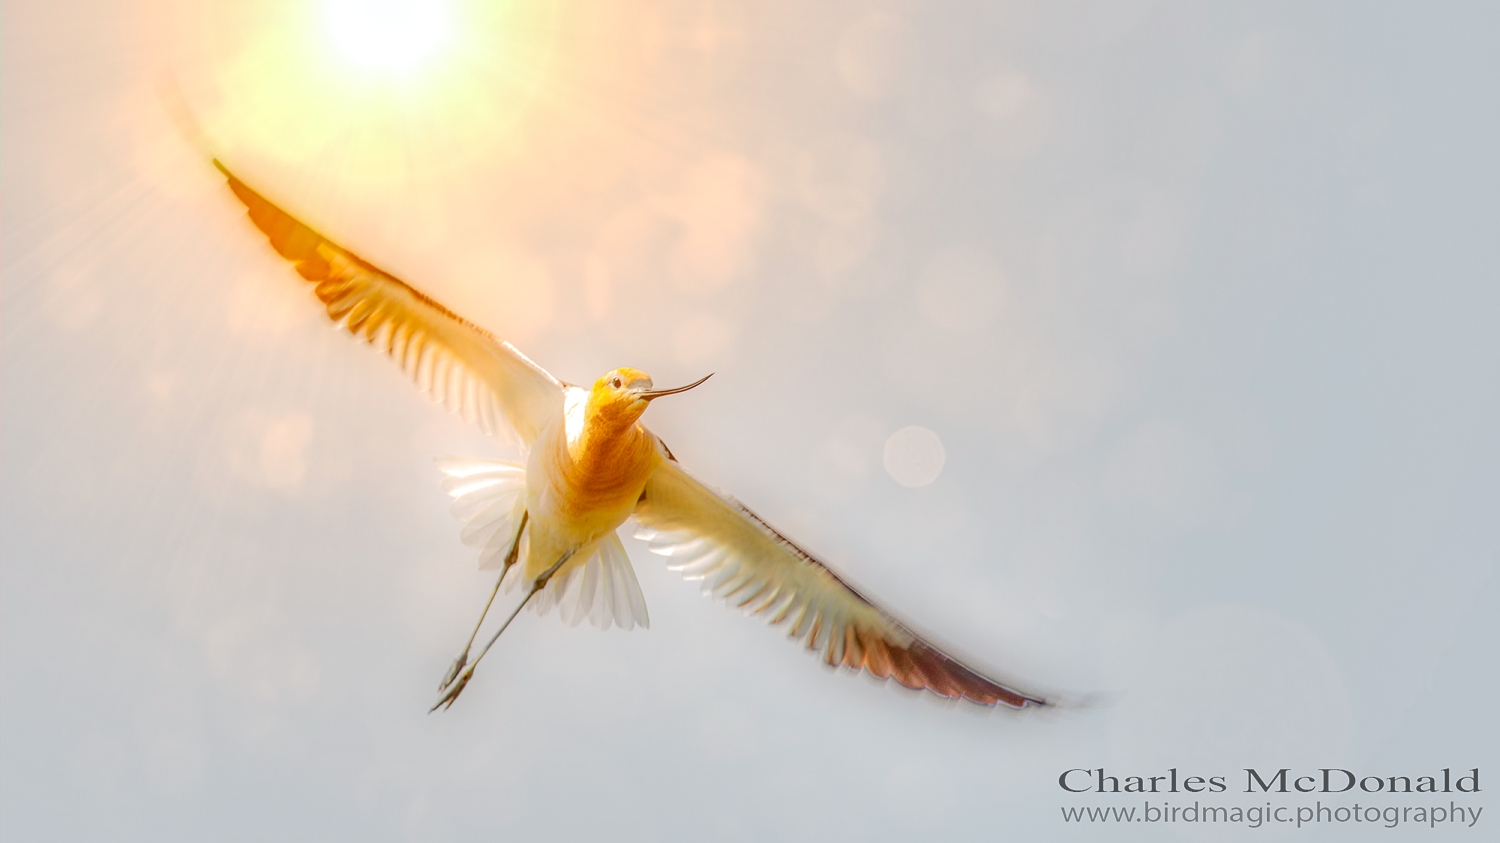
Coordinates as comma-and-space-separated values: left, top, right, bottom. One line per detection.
438, 652, 468, 692
430, 666, 473, 713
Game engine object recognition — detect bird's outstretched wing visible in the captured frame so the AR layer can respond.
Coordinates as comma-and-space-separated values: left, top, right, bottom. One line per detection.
633, 457, 1046, 708
214, 161, 563, 445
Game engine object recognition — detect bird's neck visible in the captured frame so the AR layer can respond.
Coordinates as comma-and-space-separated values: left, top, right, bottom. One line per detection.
565, 402, 655, 492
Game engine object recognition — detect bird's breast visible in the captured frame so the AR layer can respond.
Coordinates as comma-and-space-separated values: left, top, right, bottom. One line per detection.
527, 407, 659, 543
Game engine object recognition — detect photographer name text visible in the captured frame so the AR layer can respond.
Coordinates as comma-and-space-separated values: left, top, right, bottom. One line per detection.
1059, 767, 1480, 795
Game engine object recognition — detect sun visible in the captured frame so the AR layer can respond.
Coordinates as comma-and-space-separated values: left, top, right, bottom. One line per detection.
195, 0, 563, 182
326, 0, 453, 74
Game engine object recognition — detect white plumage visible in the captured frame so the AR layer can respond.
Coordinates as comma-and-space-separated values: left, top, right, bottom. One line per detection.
438, 457, 648, 631
214, 158, 1047, 709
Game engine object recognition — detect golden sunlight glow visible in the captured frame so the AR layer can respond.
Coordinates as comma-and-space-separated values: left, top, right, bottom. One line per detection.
190, 0, 567, 184
326, 0, 452, 73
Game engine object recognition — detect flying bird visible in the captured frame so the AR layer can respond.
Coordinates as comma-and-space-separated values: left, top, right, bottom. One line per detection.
211, 160, 1047, 712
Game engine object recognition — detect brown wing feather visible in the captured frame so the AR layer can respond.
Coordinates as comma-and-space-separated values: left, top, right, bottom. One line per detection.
214, 159, 563, 445
633, 455, 1046, 709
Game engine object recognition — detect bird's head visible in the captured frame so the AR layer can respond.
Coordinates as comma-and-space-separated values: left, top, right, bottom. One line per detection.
587, 367, 713, 425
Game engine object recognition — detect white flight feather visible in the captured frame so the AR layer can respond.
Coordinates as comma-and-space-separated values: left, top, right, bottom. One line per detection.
436, 457, 527, 570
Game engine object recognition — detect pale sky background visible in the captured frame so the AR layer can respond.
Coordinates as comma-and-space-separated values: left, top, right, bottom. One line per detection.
3, 1, 1497, 841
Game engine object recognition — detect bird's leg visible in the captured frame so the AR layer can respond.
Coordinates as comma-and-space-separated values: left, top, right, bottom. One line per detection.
429, 548, 575, 713
438, 511, 529, 692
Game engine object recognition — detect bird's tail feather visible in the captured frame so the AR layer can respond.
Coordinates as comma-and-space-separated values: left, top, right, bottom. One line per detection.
435, 457, 649, 630
533, 533, 650, 631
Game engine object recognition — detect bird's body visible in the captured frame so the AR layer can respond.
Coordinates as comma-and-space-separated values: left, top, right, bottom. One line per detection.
534, 373, 657, 576
525, 373, 663, 582
210, 158, 1049, 711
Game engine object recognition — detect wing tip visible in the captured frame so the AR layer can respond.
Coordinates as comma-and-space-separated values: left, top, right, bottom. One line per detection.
843, 658, 1051, 710
996, 689, 1051, 710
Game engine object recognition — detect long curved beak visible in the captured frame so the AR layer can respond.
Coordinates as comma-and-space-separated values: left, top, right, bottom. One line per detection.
640, 373, 713, 400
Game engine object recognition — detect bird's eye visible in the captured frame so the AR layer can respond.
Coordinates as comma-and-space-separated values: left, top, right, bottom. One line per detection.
611, 377, 623, 389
